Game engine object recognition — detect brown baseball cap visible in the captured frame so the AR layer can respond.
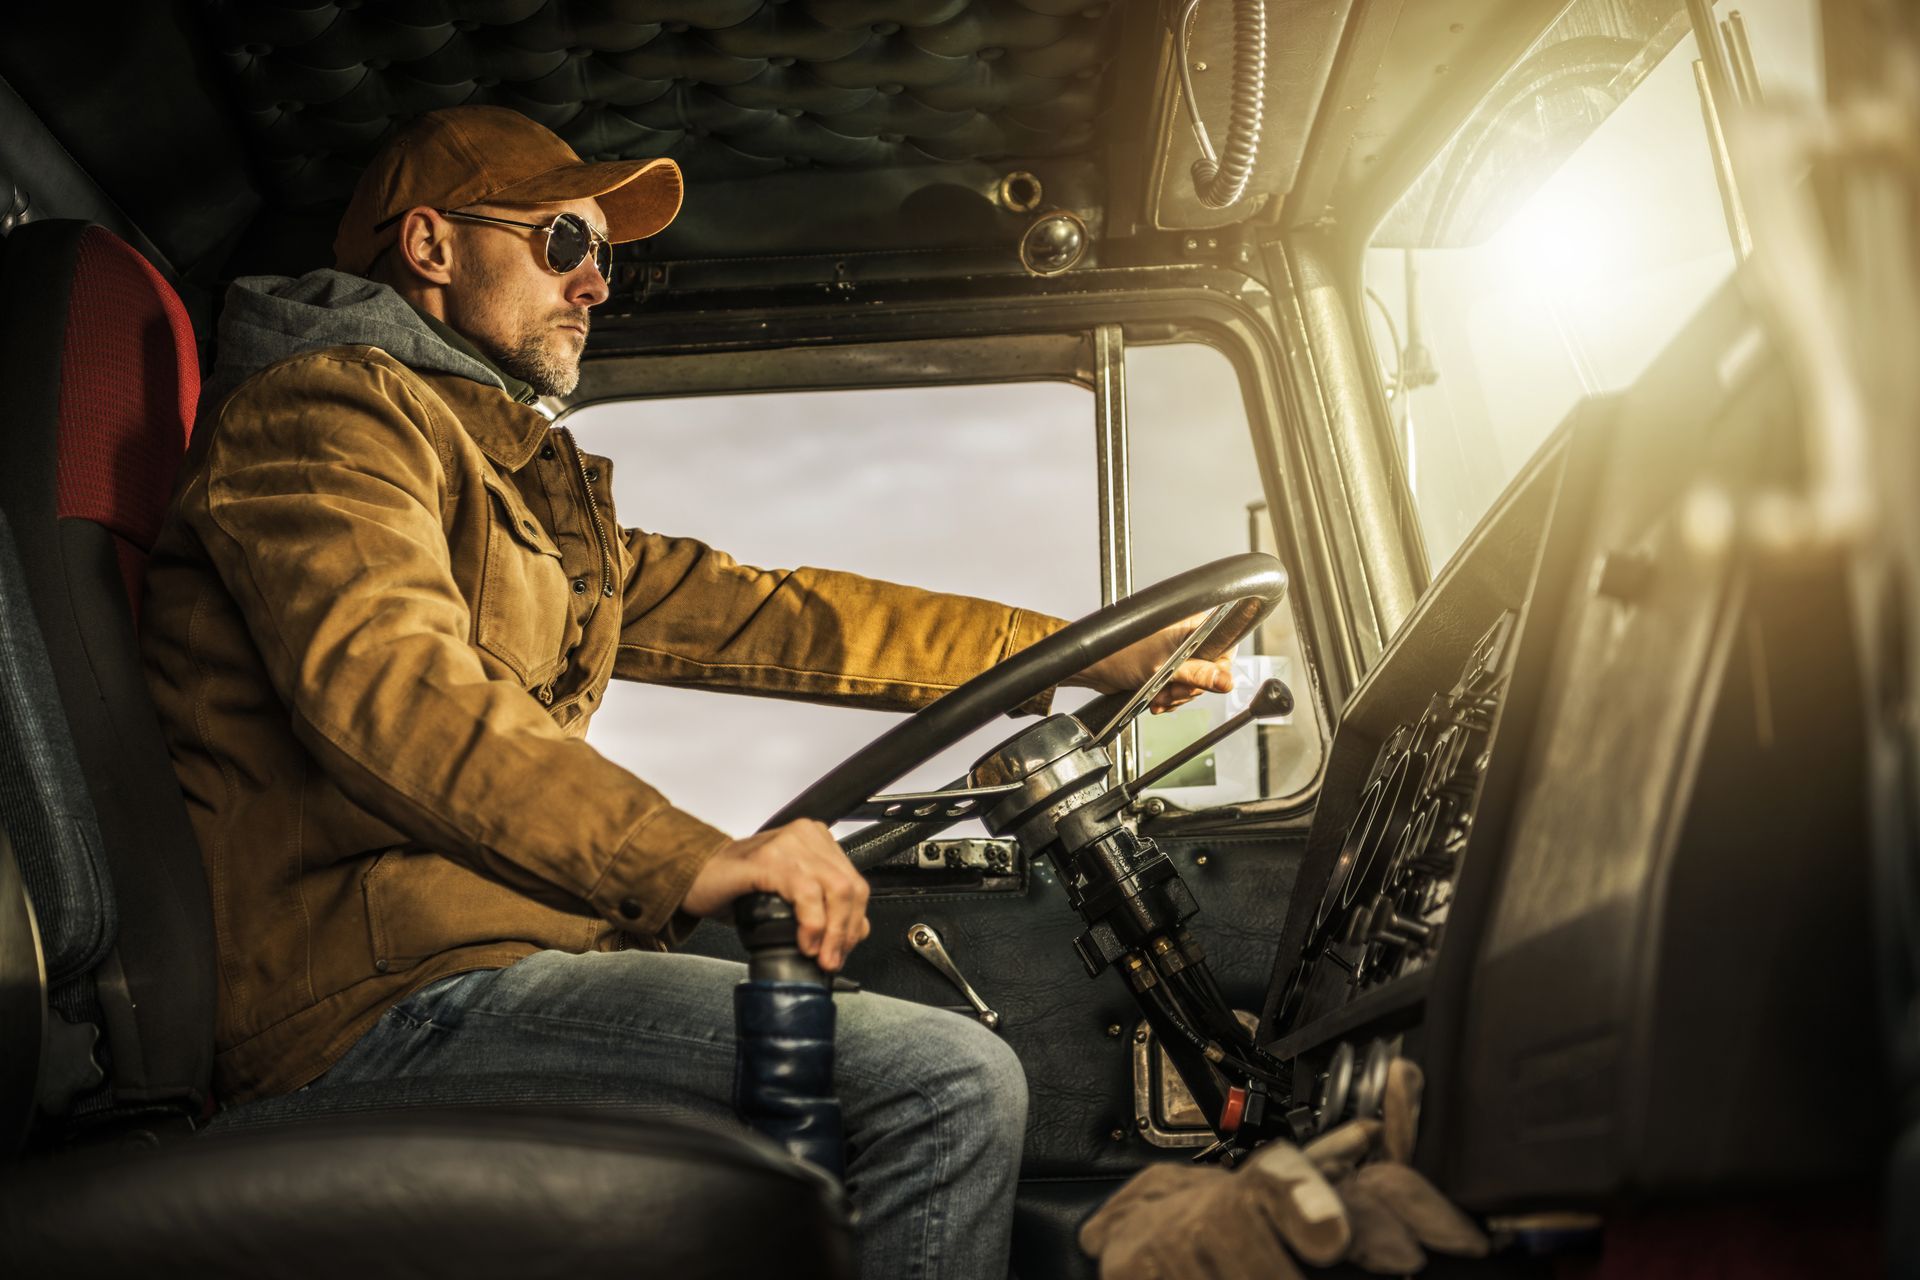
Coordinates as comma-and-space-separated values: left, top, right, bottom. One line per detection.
333, 106, 683, 275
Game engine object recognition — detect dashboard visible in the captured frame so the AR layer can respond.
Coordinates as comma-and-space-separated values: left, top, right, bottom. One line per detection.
1251, 280, 1884, 1206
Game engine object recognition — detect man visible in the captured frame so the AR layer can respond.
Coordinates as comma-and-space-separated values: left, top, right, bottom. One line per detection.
141, 106, 1231, 1277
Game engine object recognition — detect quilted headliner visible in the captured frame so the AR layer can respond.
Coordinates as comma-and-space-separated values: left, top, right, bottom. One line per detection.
206, 0, 1123, 211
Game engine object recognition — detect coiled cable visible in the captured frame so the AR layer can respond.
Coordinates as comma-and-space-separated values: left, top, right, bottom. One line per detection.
1177, 0, 1268, 209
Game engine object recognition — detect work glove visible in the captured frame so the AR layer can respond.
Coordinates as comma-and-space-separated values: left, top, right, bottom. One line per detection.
1079, 1057, 1488, 1278
1078, 1137, 1351, 1279
1304, 1059, 1490, 1274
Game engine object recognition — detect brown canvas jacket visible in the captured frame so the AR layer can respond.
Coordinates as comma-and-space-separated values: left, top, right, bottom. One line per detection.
142, 290, 1063, 1103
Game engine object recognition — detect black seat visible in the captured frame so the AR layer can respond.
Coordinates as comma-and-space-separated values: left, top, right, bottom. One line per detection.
0, 220, 853, 1278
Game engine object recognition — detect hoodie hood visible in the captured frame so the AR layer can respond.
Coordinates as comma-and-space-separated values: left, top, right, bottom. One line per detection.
206, 269, 506, 408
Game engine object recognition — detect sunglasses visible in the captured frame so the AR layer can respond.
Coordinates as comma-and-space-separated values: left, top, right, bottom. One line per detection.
376, 208, 614, 281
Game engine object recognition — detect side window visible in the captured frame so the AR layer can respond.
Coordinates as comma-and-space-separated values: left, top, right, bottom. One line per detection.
567, 381, 1098, 838
1126, 342, 1327, 805
1363, 0, 1824, 570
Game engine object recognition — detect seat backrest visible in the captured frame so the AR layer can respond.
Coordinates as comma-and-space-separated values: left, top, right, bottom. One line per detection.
0, 220, 215, 1125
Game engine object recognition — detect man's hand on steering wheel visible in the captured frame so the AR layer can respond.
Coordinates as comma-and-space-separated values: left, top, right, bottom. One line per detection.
682, 820, 873, 972
1068, 612, 1237, 714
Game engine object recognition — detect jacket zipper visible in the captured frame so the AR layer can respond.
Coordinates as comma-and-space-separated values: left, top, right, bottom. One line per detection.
559, 428, 617, 617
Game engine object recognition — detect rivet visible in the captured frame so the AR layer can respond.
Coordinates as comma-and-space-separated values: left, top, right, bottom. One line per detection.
374, 958, 389, 973
1109, 1126, 1126, 1141
1134, 1029, 1149, 1044
1195, 853, 1209, 866
1192, 60, 1207, 72
1135, 1115, 1151, 1131
539, 444, 556, 460
1106, 1023, 1122, 1037
584, 466, 601, 483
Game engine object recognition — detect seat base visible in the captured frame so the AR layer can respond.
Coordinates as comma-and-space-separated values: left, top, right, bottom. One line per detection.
3, 1097, 852, 1280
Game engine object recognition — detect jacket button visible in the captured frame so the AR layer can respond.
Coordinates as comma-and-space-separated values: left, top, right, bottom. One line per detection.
539, 444, 556, 461
374, 958, 389, 973
618, 897, 643, 920
572, 577, 588, 595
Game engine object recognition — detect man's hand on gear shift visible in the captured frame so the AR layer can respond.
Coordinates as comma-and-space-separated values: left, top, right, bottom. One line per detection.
1078, 1057, 1489, 1278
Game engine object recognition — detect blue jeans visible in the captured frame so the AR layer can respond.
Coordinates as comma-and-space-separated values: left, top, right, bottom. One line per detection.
315, 949, 1027, 1280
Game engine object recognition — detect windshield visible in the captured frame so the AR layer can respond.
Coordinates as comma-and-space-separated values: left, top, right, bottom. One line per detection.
1364, 0, 1824, 570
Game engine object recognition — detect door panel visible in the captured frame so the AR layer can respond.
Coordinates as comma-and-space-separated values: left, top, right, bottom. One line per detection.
681, 828, 1306, 1178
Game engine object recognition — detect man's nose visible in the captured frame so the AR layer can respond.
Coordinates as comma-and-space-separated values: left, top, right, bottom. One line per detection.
568, 259, 610, 308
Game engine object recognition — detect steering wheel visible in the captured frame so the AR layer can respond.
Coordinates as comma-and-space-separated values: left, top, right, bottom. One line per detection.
734, 552, 1290, 974
728, 553, 1289, 1175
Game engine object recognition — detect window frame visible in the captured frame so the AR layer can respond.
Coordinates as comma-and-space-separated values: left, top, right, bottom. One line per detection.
552, 283, 1337, 814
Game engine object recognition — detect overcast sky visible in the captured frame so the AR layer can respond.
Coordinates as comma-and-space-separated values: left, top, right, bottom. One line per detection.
568, 344, 1272, 835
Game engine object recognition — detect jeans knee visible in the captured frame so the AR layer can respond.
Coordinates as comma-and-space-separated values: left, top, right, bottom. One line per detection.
942, 1021, 1028, 1151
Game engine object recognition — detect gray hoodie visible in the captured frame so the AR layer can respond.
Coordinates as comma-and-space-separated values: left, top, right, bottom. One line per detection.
204, 269, 507, 410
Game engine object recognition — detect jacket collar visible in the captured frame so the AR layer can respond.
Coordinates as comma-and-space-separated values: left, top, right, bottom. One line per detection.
417, 371, 552, 471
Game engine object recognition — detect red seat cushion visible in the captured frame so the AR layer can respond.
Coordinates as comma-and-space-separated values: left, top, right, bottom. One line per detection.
53, 226, 198, 618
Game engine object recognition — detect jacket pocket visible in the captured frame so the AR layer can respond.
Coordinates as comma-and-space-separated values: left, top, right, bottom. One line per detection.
361, 846, 596, 974
474, 472, 570, 688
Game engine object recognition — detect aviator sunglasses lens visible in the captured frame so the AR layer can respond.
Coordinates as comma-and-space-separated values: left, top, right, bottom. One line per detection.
545, 214, 590, 273
545, 214, 613, 281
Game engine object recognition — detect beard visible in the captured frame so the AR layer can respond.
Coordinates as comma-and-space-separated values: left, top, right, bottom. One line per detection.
494, 313, 587, 397
456, 253, 589, 398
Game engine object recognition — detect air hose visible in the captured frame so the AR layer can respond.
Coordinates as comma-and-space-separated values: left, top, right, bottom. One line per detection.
1176, 0, 1268, 209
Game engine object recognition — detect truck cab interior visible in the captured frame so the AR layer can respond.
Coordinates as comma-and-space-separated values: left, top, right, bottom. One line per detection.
1, 1, 1914, 1277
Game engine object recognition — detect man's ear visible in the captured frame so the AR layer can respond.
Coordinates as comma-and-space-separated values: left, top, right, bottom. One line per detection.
393, 207, 456, 285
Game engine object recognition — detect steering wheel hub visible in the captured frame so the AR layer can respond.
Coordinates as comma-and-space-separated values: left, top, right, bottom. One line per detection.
971, 714, 1114, 850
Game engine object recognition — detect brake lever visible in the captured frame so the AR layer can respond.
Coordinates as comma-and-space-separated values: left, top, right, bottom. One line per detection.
1127, 678, 1294, 797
